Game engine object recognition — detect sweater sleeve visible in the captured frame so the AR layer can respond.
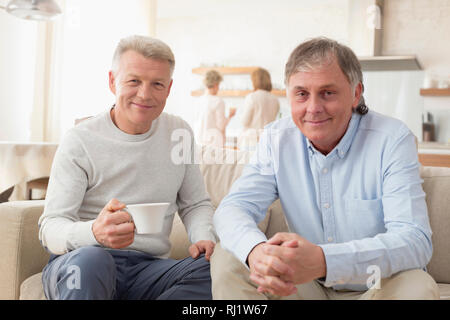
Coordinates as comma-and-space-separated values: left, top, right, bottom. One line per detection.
38, 130, 99, 254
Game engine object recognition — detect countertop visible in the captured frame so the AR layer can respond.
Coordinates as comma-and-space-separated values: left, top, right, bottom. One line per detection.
418, 142, 450, 155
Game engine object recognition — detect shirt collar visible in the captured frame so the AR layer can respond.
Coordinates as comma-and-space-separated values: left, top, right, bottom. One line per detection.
306, 112, 362, 159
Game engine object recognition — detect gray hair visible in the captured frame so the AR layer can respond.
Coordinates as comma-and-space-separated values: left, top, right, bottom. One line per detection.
203, 70, 223, 88
111, 35, 175, 76
285, 37, 368, 114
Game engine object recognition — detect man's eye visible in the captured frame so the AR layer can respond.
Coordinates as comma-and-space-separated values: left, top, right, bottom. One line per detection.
129, 79, 139, 83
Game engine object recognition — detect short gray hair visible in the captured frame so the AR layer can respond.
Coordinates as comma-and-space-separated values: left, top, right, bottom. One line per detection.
203, 70, 223, 88
111, 35, 175, 76
285, 37, 368, 114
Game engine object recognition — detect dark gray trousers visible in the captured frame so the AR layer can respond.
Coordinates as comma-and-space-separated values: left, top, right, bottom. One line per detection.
42, 246, 212, 300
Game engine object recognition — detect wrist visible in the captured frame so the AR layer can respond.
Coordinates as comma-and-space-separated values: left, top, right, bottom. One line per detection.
315, 245, 327, 279
246, 241, 265, 267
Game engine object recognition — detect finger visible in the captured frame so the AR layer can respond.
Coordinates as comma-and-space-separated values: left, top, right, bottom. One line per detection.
106, 198, 126, 212
250, 272, 297, 297
107, 210, 133, 225
254, 255, 294, 278
257, 285, 277, 296
204, 242, 215, 261
267, 232, 297, 245
113, 221, 135, 235
263, 244, 296, 261
189, 244, 200, 259
281, 240, 299, 248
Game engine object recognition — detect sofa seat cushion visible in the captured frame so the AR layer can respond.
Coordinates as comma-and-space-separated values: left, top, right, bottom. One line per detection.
20, 271, 450, 300
438, 283, 450, 300
20, 272, 45, 300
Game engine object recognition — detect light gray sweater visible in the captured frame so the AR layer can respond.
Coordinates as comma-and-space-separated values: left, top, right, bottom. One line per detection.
38, 110, 216, 257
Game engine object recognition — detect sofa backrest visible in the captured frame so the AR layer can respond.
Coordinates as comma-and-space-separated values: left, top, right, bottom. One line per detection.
420, 166, 450, 284
199, 146, 251, 209
198, 146, 285, 236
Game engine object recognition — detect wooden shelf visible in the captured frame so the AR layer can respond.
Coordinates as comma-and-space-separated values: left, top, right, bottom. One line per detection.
192, 66, 259, 75
420, 88, 450, 96
418, 153, 450, 167
191, 89, 286, 97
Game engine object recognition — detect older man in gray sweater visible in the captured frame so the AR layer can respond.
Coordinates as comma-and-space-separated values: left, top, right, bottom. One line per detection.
38, 35, 216, 300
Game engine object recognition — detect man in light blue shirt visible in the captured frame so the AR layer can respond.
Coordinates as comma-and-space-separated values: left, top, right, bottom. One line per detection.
212, 37, 439, 299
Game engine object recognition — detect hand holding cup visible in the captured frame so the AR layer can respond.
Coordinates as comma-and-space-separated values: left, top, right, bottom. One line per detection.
92, 198, 135, 249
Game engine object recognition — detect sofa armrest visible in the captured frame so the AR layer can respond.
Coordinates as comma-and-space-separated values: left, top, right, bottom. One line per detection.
0, 201, 49, 299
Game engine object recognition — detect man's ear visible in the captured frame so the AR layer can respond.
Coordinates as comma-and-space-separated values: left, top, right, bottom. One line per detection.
109, 71, 116, 95
352, 82, 363, 108
167, 79, 173, 96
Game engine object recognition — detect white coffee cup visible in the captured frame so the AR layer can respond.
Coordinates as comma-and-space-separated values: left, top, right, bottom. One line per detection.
126, 202, 170, 234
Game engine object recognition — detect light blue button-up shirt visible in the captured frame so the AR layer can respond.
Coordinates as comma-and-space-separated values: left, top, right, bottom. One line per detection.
214, 110, 433, 291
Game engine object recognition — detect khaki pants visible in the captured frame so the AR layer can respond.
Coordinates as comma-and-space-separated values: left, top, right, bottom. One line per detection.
211, 243, 440, 300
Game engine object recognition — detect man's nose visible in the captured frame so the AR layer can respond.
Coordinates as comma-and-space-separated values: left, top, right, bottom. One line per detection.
137, 83, 153, 100
306, 94, 325, 114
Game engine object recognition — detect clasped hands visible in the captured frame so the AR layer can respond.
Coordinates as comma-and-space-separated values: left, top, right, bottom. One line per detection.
92, 199, 215, 260
247, 232, 327, 296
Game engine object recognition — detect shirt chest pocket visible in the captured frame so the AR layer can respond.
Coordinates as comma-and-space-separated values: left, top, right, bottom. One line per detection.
344, 198, 386, 240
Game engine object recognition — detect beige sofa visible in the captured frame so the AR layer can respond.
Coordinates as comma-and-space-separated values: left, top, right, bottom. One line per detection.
1, 148, 449, 300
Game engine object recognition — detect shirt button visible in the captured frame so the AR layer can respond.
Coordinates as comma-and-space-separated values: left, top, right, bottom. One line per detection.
323, 203, 330, 209
327, 237, 333, 242
340, 151, 345, 157
322, 168, 328, 174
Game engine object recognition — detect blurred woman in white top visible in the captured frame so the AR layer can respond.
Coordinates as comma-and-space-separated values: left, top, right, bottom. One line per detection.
197, 70, 236, 147
237, 68, 279, 151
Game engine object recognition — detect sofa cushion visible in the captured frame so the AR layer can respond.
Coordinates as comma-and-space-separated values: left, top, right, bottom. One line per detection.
438, 284, 450, 300
20, 272, 46, 300
421, 166, 450, 284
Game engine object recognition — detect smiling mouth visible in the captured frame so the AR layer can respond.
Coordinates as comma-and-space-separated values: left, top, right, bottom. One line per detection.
132, 102, 153, 109
304, 119, 331, 125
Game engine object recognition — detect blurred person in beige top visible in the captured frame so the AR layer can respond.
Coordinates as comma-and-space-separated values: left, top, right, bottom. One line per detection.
197, 70, 236, 147
238, 68, 280, 151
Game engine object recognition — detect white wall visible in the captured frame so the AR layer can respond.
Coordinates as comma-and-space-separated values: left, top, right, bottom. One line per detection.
156, 0, 350, 136
0, 9, 38, 141
156, 0, 450, 142
56, 0, 155, 138
2, 0, 448, 142
382, 0, 450, 142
